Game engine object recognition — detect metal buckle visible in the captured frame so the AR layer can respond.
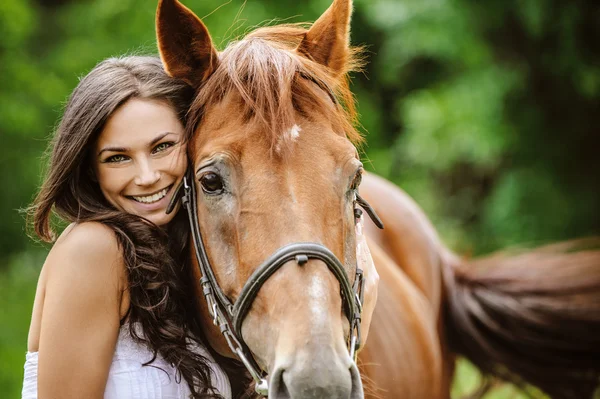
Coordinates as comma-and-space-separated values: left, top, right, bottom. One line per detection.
349, 318, 361, 361
220, 323, 268, 396
211, 301, 219, 325
349, 267, 364, 361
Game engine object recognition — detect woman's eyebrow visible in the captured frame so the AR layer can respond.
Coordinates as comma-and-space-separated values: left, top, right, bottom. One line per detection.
149, 132, 176, 146
97, 132, 179, 157
98, 146, 128, 157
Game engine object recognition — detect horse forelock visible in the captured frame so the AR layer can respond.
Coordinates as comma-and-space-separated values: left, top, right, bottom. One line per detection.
186, 24, 364, 158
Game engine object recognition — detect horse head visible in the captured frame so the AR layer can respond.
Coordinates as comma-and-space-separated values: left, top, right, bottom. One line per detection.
157, 1, 369, 397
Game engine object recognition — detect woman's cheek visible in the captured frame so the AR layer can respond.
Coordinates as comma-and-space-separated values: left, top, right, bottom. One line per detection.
166, 148, 187, 176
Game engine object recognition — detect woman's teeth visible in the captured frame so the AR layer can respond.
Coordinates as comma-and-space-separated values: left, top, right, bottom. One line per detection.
132, 187, 169, 204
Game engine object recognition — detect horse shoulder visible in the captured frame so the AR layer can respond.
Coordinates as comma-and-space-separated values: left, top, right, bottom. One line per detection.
359, 240, 444, 399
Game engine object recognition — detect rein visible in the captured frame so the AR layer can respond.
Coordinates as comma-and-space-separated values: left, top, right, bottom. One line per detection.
168, 167, 383, 396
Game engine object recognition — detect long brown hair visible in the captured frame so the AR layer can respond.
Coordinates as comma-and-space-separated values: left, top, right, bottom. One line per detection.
29, 55, 221, 398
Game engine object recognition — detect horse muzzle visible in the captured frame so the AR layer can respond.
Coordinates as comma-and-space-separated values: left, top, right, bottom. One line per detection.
269, 352, 363, 399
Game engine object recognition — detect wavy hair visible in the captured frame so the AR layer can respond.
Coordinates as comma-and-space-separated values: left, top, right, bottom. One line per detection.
28, 55, 220, 398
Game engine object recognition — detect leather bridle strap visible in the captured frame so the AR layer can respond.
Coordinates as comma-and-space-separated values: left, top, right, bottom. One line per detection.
356, 193, 384, 229
232, 243, 357, 339
181, 170, 235, 316
180, 170, 269, 394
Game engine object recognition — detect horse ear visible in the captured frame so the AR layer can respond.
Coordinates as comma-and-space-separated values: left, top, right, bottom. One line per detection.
156, 0, 218, 88
297, 0, 352, 76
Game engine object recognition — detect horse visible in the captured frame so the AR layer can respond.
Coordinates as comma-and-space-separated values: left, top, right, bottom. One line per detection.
155, 0, 600, 398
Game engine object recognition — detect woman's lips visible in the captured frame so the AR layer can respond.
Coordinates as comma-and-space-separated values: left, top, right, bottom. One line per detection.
127, 184, 174, 212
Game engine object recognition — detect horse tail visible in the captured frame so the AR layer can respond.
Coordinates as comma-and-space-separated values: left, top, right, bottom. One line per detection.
442, 238, 600, 399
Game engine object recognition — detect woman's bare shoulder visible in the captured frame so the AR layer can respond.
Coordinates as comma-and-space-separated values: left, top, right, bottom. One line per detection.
28, 222, 129, 352
45, 222, 126, 289
56, 221, 117, 247
34, 222, 127, 396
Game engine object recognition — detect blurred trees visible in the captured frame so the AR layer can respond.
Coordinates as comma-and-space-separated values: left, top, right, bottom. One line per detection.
2, 0, 599, 257
352, 0, 599, 253
1, 0, 597, 261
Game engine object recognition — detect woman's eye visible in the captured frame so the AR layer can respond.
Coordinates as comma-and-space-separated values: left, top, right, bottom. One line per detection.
200, 172, 224, 194
106, 154, 128, 163
153, 142, 174, 153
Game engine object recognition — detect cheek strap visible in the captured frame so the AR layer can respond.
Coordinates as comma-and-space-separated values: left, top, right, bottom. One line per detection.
166, 180, 185, 215
356, 193, 384, 229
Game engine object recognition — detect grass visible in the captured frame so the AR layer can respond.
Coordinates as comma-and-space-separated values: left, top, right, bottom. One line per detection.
452, 359, 545, 399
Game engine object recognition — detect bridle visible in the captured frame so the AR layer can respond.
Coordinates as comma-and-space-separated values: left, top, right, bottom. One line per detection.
168, 167, 384, 396
167, 73, 384, 396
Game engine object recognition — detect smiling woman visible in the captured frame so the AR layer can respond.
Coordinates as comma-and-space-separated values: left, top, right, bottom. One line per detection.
23, 56, 232, 399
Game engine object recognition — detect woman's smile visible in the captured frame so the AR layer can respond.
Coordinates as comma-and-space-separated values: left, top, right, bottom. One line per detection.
126, 183, 174, 212
128, 184, 173, 204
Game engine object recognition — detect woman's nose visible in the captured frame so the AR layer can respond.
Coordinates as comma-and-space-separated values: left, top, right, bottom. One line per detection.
134, 160, 160, 186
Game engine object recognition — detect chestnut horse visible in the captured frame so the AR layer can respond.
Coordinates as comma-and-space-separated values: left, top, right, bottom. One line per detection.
156, 0, 600, 398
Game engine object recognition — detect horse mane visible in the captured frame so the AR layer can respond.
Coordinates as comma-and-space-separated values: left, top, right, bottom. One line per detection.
186, 24, 364, 155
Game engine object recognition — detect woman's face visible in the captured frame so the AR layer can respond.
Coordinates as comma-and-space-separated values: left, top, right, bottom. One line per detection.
93, 98, 187, 226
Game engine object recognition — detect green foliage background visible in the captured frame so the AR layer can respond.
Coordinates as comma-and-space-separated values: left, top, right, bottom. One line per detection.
0, 0, 598, 397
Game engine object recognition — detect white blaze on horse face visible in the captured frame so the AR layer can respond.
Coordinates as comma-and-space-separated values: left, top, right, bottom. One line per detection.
275, 124, 302, 154
307, 273, 330, 326
288, 124, 301, 140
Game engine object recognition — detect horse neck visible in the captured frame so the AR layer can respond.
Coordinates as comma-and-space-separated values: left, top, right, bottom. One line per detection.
360, 173, 446, 314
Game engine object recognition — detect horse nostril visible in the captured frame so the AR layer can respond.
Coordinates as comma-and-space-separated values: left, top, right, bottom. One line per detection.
269, 363, 360, 399
269, 368, 291, 399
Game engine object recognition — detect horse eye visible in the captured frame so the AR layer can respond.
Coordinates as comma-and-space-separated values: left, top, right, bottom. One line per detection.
200, 172, 224, 194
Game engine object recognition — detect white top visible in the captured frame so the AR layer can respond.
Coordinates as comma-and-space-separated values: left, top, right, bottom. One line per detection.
22, 324, 232, 399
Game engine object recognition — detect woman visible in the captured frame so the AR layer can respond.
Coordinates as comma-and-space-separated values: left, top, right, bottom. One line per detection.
24, 55, 231, 399
23, 55, 378, 399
